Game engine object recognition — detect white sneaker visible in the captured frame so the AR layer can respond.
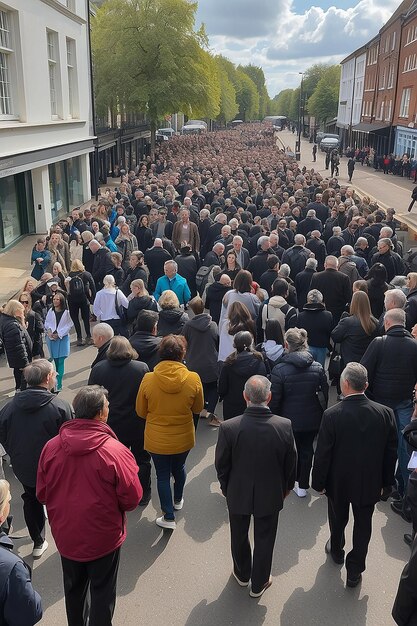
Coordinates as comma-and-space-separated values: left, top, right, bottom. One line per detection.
32, 540, 48, 558
156, 516, 176, 530
293, 483, 307, 498
173, 498, 184, 510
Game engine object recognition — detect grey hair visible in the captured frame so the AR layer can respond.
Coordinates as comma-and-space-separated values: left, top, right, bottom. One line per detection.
340, 362, 368, 392
92, 322, 114, 341
385, 288, 406, 310
380, 226, 393, 238
73, 385, 108, 420
258, 235, 270, 249
332, 226, 342, 235
294, 234, 305, 246
233, 235, 243, 244
341, 245, 354, 256
306, 257, 318, 270
285, 327, 308, 352
164, 260, 178, 272
307, 289, 323, 304
278, 264, 290, 278
325, 255, 338, 269
23, 359, 53, 386
379, 237, 393, 250
244, 375, 271, 405
384, 307, 406, 327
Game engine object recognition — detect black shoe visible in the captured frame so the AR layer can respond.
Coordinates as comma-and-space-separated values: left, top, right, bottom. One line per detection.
346, 573, 362, 588
138, 490, 151, 506
404, 533, 414, 546
391, 500, 413, 523
325, 539, 344, 564
380, 486, 394, 501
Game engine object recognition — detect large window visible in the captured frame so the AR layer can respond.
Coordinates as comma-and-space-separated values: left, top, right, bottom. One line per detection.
49, 156, 84, 222
0, 175, 21, 247
400, 88, 412, 118
66, 38, 78, 118
47, 30, 60, 118
0, 9, 14, 117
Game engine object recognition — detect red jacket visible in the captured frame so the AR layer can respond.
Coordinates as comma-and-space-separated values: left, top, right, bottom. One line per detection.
37, 419, 142, 562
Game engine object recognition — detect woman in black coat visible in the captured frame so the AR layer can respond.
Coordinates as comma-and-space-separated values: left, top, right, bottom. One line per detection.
366, 263, 389, 318
0, 300, 32, 391
297, 289, 333, 368
126, 279, 158, 326
18, 292, 44, 358
88, 336, 151, 502
270, 327, 328, 497
218, 331, 266, 421
332, 291, 378, 367
157, 290, 188, 337
135, 215, 154, 252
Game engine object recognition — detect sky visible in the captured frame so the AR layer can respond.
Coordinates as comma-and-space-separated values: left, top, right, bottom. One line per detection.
195, 0, 403, 97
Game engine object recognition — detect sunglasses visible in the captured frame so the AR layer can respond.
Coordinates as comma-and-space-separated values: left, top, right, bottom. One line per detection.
20, 300, 29, 304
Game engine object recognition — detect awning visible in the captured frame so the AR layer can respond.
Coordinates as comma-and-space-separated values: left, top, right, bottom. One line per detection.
352, 122, 390, 132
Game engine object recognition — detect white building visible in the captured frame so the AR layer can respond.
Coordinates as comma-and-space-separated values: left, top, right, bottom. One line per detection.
337, 47, 366, 146
0, 0, 94, 249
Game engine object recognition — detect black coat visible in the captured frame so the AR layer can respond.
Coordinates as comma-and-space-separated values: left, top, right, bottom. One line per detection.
361, 326, 417, 408
26, 310, 44, 358
0, 387, 73, 487
144, 247, 172, 291
215, 406, 297, 517
157, 308, 188, 337
281, 245, 311, 280
218, 352, 266, 420
270, 351, 328, 432
0, 313, 32, 370
393, 536, 417, 626
297, 304, 333, 348
366, 279, 389, 318
126, 295, 158, 323
310, 268, 351, 325
312, 395, 397, 505
259, 269, 279, 296
121, 266, 148, 296
175, 252, 199, 298
306, 238, 327, 271
370, 250, 405, 283
295, 268, 316, 309
332, 315, 378, 365
88, 358, 149, 442
91, 340, 111, 369
182, 314, 218, 383
129, 331, 161, 371
297, 216, 323, 237
205, 282, 233, 325
92, 247, 113, 289
406, 289, 417, 330
247, 250, 270, 283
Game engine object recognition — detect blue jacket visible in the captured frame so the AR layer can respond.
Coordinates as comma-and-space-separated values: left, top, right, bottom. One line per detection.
154, 274, 191, 305
0, 533, 42, 625
31, 249, 51, 280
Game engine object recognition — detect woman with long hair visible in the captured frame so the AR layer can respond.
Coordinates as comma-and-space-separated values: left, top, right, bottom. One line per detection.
18, 292, 44, 358
135, 214, 154, 253
65, 259, 96, 346
93, 274, 129, 337
115, 223, 139, 272
44, 292, 73, 391
218, 331, 266, 420
109, 252, 125, 287
222, 250, 241, 284
270, 327, 328, 497
219, 269, 261, 327
69, 231, 83, 264
0, 300, 32, 392
365, 262, 390, 318
332, 290, 378, 367
136, 334, 204, 529
127, 278, 158, 325
218, 301, 256, 363
256, 319, 285, 371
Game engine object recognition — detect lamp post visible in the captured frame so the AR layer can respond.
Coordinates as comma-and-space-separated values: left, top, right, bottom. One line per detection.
295, 72, 304, 161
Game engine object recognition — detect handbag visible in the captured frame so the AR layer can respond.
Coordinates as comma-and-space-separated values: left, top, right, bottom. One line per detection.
328, 345, 342, 382
114, 289, 127, 324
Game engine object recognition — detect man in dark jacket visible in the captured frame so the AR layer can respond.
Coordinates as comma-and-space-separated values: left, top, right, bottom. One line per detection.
144, 238, 173, 293
129, 310, 161, 371
295, 258, 317, 309
281, 235, 312, 280
312, 363, 397, 588
310, 255, 352, 325
370, 238, 405, 283
215, 375, 297, 597
174, 245, 199, 298
361, 308, 417, 512
205, 274, 232, 325
91, 323, 114, 369
0, 360, 73, 557
247, 236, 272, 283
306, 230, 327, 271
297, 210, 323, 237
89, 239, 113, 290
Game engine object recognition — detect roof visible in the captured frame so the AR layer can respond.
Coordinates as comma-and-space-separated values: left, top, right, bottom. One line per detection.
382, 0, 415, 30
352, 122, 391, 132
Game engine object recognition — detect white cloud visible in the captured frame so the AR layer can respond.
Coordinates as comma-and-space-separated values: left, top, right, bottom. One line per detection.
196, 0, 402, 96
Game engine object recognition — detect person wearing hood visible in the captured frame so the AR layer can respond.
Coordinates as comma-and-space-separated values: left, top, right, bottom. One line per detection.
270, 327, 328, 498
256, 278, 297, 343
219, 331, 267, 421
0, 480, 43, 625
157, 290, 189, 337
136, 334, 204, 530
89, 337, 151, 505
0, 360, 72, 559
182, 297, 220, 427
205, 272, 233, 325
129, 310, 161, 371
37, 385, 142, 625
297, 289, 334, 367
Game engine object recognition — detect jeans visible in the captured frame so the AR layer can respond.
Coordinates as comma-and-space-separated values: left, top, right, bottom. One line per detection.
151, 451, 189, 521
308, 346, 327, 368
394, 399, 413, 497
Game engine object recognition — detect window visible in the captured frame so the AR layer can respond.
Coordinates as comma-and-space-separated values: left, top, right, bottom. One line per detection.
392, 31, 396, 50
406, 26, 417, 45
387, 65, 394, 88
386, 100, 392, 121
400, 88, 412, 117
66, 38, 78, 118
47, 30, 60, 118
380, 67, 386, 89
0, 9, 14, 117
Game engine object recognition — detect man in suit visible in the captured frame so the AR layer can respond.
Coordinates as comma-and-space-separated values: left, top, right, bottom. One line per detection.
215, 375, 297, 598
310, 255, 352, 325
312, 363, 397, 588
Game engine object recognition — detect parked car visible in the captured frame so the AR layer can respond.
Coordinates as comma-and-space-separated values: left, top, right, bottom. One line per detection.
157, 128, 176, 138
320, 136, 340, 152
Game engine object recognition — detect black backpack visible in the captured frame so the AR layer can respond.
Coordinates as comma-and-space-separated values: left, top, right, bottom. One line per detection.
196, 265, 214, 296
69, 274, 86, 301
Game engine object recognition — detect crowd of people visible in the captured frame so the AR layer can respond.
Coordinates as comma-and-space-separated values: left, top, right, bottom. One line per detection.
0, 124, 417, 624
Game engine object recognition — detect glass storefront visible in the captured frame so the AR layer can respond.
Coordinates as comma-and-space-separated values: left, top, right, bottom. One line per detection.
0, 172, 34, 250
395, 126, 417, 159
49, 155, 84, 222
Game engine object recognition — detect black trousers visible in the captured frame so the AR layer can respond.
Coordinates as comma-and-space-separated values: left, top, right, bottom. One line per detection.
68, 300, 91, 339
293, 430, 317, 489
21, 484, 45, 546
118, 423, 151, 495
328, 497, 374, 577
61, 547, 121, 626
229, 511, 279, 593
202, 380, 218, 414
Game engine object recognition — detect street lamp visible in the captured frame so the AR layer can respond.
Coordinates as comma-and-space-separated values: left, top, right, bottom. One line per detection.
295, 72, 304, 161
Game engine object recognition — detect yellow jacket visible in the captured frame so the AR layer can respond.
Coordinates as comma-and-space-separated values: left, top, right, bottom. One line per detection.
136, 360, 204, 455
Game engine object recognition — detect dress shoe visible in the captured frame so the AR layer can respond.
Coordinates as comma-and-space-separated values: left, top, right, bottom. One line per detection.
325, 539, 344, 564
346, 573, 362, 588
249, 576, 272, 598
391, 500, 413, 523
404, 533, 414, 546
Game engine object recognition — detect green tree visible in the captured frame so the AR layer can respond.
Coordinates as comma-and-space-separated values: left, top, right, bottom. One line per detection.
307, 65, 341, 124
288, 88, 300, 123
270, 89, 294, 117
235, 70, 259, 121
214, 56, 238, 125
239, 65, 269, 119
92, 0, 220, 155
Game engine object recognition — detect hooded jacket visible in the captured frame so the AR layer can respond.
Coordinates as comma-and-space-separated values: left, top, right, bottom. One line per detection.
0, 387, 73, 487
270, 351, 328, 432
218, 352, 267, 420
297, 303, 334, 348
257, 295, 297, 339
37, 419, 142, 562
136, 361, 204, 455
157, 308, 189, 337
129, 331, 161, 371
182, 313, 218, 382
